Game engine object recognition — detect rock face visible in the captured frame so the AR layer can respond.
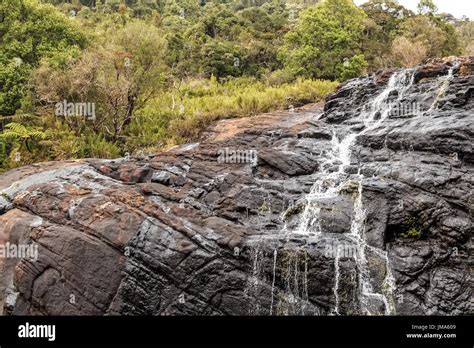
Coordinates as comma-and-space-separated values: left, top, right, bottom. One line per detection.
0, 57, 472, 316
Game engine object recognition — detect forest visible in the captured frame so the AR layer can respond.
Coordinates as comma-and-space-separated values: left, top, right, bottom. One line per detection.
0, 0, 472, 171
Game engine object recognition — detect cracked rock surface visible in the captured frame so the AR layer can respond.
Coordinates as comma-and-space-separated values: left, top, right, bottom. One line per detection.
0, 57, 472, 315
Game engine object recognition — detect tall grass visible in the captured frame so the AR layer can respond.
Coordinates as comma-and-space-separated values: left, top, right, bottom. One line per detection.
126, 77, 338, 152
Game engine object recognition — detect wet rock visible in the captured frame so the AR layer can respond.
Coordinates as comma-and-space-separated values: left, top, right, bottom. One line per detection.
318, 195, 354, 234
0, 58, 472, 316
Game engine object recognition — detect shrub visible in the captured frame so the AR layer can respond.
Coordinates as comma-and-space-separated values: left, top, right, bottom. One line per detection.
336, 54, 369, 81
74, 134, 121, 159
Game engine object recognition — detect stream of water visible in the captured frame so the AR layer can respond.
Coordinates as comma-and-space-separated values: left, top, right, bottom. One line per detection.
246, 62, 459, 315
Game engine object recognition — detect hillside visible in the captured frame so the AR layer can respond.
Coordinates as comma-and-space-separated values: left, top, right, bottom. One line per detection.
0, 57, 472, 315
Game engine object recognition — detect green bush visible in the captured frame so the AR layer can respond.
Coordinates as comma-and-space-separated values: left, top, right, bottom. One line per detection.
0, 121, 50, 170
336, 54, 369, 81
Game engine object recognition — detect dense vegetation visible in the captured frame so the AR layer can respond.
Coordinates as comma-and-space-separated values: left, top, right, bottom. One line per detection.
0, 0, 472, 171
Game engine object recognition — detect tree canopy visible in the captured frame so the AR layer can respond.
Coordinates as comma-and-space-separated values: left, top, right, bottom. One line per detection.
0, 0, 471, 171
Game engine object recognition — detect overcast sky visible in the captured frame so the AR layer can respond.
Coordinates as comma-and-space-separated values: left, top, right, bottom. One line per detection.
354, 0, 474, 20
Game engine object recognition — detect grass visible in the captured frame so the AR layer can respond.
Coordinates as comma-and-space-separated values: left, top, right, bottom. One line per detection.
125, 77, 338, 153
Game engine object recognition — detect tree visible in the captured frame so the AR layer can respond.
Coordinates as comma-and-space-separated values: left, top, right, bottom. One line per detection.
417, 0, 437, 16
399, 16, 462, 58
201, 40, 243, 78
0, 0, 87, 115
0, 57, 31, 116
457, 20, 474, 55
390, 36, 427, 67
361, 0, 412, 31
359, 0, 412, 70
279, 0, 368, 80
33, 21, 168, 142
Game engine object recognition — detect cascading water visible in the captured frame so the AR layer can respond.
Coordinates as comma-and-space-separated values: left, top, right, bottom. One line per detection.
298, 69, 416, 233
291, 68, 416, 315
332, 249, 341, 315
245, 62, 459, 315
426, 62, 460, 115
244, 247, 265, 314
269, 249, 278, 315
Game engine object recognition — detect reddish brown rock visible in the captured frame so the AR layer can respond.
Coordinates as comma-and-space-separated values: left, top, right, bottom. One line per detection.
0, 59, 472, 316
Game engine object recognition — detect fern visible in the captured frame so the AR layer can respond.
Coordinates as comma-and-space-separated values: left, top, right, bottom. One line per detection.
0, 140, 7, 165
4, 123, 28, 135
0, 122, 49, 155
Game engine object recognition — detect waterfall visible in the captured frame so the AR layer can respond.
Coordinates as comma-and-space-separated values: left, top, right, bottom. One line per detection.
296, 69, 416, 236
332, 249, 341, 315
426, 62, 460, 115
270, 249, 278, 315
292, 68, 416, 315
244, 246, 265, 315
245, 63, 459, 315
